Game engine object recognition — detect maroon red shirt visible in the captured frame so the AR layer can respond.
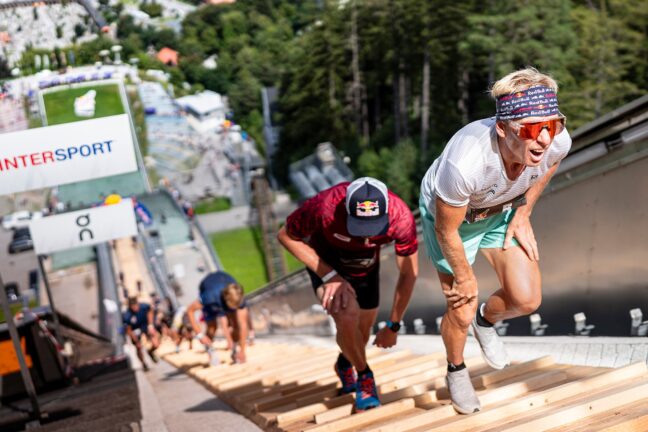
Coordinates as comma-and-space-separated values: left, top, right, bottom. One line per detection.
285, 182, 418, 278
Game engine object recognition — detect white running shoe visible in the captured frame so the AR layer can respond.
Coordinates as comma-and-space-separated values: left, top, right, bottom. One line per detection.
446, 368, 481, 414
471, 303, 510, 370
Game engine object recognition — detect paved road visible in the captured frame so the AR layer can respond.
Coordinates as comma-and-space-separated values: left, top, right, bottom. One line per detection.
196, 200, 297, 234
0, 226, 39, 299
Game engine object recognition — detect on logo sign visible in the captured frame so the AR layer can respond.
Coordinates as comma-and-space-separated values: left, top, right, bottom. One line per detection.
76, 214, 94, 241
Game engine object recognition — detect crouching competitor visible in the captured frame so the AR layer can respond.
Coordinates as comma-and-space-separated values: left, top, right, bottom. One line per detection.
170, 305, 195, 353
123, 297, 161, 371
278, 177, 418, 412
186, 271, 249, 364
419, 67, 571, 413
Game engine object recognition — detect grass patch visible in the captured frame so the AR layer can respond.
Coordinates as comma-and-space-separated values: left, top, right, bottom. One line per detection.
211, 227, 268, 293
194, 197, 232, 214
285, 250, 304, 273
127, 88, 148, 156
0, 300, 38, 323
43, 84, 125, 125
211, 226, 304, 294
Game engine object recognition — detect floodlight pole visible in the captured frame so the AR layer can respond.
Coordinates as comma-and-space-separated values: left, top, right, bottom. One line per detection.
37, 254, 63, 346
0, 273, 41, 423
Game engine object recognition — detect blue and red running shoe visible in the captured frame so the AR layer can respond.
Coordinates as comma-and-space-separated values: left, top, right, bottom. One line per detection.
335, 362, 357, 394
355, 370, 381, 412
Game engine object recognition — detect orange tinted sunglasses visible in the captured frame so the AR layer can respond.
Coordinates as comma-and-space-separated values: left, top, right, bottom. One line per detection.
511, 117, 566, 140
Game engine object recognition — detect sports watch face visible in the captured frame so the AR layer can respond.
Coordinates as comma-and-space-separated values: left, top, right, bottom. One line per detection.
388, 321, 401, 332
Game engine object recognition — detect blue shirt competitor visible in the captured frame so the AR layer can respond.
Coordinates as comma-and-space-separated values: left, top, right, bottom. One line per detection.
199, 271, 247, 321
123, 303, 151, 333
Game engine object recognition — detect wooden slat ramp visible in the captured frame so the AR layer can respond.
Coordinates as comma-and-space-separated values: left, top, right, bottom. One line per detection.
160, 342, 648, 431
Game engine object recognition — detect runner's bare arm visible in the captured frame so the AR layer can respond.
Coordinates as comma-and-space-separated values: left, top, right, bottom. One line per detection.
390, 252, 418, 324
236, 308, 249, 362
504, 162, 561, 260
186, 299, 203, 335
218, 315, 233, 348
374, 252, 418, 348
277, 226, 355, 311
435, 197, 477, 308
277, 225, 337, 277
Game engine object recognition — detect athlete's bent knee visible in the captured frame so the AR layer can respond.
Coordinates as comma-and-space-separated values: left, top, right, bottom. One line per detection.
515, 297, 541, 316
333, 305, 359, 330
446, 303, 477, 329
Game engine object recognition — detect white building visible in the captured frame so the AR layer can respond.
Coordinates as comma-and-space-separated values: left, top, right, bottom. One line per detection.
176, 90, 226, 133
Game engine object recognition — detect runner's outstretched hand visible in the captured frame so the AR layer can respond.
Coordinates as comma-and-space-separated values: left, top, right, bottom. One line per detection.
373, 327, 397, 348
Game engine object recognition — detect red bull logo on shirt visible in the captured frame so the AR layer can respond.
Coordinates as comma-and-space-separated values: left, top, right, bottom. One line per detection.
356, 200, 380, 217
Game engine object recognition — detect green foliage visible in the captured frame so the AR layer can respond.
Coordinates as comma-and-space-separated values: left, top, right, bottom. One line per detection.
358, 139, 419, 206
75, 36, 114, 65
46, 0, 642, 210
0, 56, 10, 79
140, 0, 162, 18
194, 197, 232, 214
127, 89, 148, 156
74, 23, 85, 38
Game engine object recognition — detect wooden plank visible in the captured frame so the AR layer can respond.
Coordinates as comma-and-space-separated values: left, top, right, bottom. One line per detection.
547, 399, 648, 432
389, 362, 647, 432
365, 366, 612, 432
368, 353, 446, 384
273, 351, 427, 424
314, 403, 354, 425
297, 350, 413, 386
599, 415, 648, 432
304, 398, 415, 432
274, 394, 355, 427
254, 382, 339, 413
496, 380, 648, 432
215, 352, 339, 391
295, 386, 345, 407
275, 346, 384, 388
311, 356, 471, 425
422, 368, 568, 407
475, 356, 554, 387
379, 356, 486, 393
234, 382, 300, 405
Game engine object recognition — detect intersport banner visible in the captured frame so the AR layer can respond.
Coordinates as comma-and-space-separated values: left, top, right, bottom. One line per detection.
30, 200, 138, 254
0, 114, 137, 195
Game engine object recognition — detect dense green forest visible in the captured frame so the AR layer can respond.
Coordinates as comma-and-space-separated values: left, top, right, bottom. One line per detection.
170, 0, 647, 206
20, 0, 646, 206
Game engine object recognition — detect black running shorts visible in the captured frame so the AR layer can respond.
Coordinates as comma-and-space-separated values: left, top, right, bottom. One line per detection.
307, 267, 380, 310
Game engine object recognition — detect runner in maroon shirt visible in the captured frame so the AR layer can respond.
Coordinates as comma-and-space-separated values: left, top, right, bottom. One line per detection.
278, 177, 418, 412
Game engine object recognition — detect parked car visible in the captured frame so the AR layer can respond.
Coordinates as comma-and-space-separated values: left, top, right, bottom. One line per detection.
1, 210, 42, 230
4, 282, 20, 302
8, 227, 34, 254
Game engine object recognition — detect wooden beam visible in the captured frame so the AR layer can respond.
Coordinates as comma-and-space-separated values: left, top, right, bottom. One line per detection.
392, 362, 647, 432
497, 380, 648, 432
274, 394, 355, 427
599, 415, 648, 432
379, 356, 486, 393
547, 398, 648, 432
254, 382, 339, 413
305, 398, 416, 432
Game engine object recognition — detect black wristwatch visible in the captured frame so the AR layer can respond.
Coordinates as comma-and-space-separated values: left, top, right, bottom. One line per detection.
385, 320, 401, 333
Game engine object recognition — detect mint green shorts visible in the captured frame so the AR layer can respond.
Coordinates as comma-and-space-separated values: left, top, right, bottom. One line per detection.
419, 197, 519, 275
